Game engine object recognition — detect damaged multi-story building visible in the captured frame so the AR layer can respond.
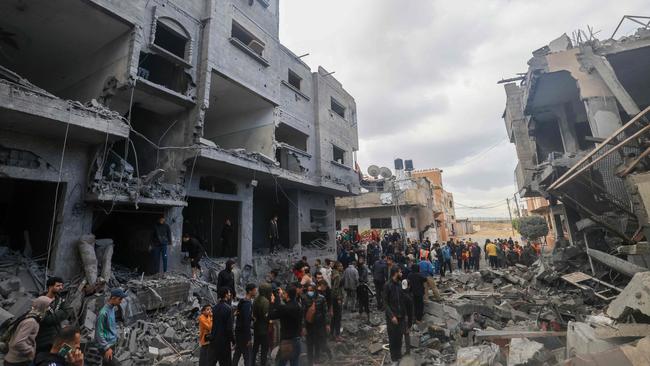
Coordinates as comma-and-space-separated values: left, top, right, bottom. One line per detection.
336, 164, 460, 243
0, 0, 360, 279
502, 16, 650, 273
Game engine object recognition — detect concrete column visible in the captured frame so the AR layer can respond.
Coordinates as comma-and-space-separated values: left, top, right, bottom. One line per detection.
239, 186, 254, 267
555, 104, 579, 153
288, 190, 301, 249
166, 206, 184, 272
584, 96, 623, 139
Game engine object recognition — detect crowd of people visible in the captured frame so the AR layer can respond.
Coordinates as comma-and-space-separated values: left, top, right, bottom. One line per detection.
1, 230, 542, 366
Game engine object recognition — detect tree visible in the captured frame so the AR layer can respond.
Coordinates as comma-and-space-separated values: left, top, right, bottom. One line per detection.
518, 216, 549, 242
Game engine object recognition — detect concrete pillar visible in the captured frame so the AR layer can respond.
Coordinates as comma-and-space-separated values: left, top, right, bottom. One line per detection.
584, 96, 623, 139
555, 104, 579, 153
239, 186, 254, 267
166, 206, 184, 272
288, 190, 301, 249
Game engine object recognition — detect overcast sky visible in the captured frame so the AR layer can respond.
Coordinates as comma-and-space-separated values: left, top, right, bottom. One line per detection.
279, 1, 650, 218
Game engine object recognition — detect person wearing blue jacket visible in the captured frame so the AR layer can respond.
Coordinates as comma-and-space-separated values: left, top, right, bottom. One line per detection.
95, 288, 127, 366
440, 244, 453, 277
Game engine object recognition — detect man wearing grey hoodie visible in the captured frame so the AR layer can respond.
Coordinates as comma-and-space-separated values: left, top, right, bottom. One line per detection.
342, 262, 359, 311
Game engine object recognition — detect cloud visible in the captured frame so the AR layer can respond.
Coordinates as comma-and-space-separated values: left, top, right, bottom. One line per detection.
279, 0, 650, 216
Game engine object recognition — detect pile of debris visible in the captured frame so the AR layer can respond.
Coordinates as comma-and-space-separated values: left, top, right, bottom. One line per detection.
331, 255, 650, 365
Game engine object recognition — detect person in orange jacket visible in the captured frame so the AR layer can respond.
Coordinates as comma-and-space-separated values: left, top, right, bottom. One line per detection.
197, 305, 213, 366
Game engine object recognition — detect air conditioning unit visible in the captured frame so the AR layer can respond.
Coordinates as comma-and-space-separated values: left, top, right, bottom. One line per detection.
248, 40, 265, 56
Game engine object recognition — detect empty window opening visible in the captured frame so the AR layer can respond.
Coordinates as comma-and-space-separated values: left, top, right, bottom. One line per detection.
154, 20, 188, 60
310, 209, 327, 227
371, 218, 392, 229
331, 97, 346, 118
276, 123, 308, 151
410, 217, 416, 228
138, 52, 190, 94
336, 220, 341, 231
288, 70, 302, 90
183, 197, 239, 258
199, 176, 237, 195
332, 145, 345, 164
231, 21, 265, 56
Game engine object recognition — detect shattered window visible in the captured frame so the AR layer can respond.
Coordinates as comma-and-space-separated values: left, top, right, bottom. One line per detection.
410, 217, 416, 228
154, 20, 188, 60
332, 145, 345, 164
288, 69, 302, 90
331, 97, 346, 119
231, 20, 265, 56
371, 218, 392, 229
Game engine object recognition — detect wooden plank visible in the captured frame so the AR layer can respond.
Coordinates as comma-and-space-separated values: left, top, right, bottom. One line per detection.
475, 330, 566, 340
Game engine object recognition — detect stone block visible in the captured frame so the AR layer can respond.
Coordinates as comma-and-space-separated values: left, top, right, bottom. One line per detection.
0, 278, 21, 297
566, 321, 630, 358
508, 338, 544, 366
606, 271, 650, 320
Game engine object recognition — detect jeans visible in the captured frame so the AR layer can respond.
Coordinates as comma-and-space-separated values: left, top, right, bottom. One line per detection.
305, 324, 325, 365
443, 260, 453, 274
151, 245, 168, 273
489, 256, 498, 268
344, 289, 356, 310
253, 333, 269, 366
373, 280, 385, 309
413, 294, 424, 321
387, 319, 403, 362
276, 338, 301, 366
232, 340, 252, 366
331, 300, 342, 337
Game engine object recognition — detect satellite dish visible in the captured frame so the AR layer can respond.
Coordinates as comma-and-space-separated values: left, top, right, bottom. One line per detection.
379, 167, 393, 179
367, 165, 380, 178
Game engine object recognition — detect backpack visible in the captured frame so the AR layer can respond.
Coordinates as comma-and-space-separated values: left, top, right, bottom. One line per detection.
0, 312, 38, 353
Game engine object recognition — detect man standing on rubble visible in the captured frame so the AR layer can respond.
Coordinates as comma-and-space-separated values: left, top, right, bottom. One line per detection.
407, 264, 426, 322
303, 282, 329, 365
372, 255, 388, 310
217, 259, 236, 298
95, 288, 127, 366
486, 240, 498, 269
209, 287, 235, 366
384, 266, 406, 363
35, 277, 72, 354
253, 282, 271, 366
268, 214, 280, 254
330, 262, 344, 341
233, 284, 257, 366
220, 218, 234, 257
151, 216, 172, 275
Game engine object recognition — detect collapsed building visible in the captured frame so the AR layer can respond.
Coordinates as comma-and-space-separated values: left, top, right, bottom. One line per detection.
0, 0, 360, 279
335, 165, 462, 242
502, 16, 650, 273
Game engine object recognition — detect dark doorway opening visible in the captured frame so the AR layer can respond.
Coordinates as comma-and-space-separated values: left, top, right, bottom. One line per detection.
0, 178, 64, 258
183, 197, 239, 257
253, 187, 289, 251
92, 207, 164, 273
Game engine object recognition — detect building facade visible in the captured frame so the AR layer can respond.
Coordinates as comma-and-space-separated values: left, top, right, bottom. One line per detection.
502, 19, 650, 261
336, 176, 440, 242
411, 168, 458, 241
0, 0, 360, 278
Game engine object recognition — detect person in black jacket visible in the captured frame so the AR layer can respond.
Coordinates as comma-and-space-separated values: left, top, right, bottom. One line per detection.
384, 266, 406, 363
151, 216, 172, 274
268, 215, 280, 253
35, 277, 72, 354
269, 285, 302, 366
233, 284, 257, 366
217, 260, 236, 298
182, 233, 205, 279
303, 283, 329, 366
372, 256, 388, 310
209, 287, 234, 366
220, 219, 234, 257
33, 326, 84, 366
406, 264, 426, 321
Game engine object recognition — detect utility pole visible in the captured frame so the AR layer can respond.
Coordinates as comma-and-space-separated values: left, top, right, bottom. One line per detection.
506, 198, 515, 237
513, 193, 521, 218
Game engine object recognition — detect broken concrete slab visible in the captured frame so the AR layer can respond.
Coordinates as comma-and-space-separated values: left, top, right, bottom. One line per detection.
566, 321, 632, 359
508, 338, 545, 366
594, 323, 650, 339
606, 271, 650, 320
0, 277, 21, 297
456, 343, 501, 366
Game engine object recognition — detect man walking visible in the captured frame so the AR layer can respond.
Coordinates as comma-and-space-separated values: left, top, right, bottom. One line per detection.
372, 255, 388, 310
268, 215, 280, 253
209, 288, 234, 366
96, 288, 127, 366
4, 296, 53, 366
151, 216, 172, 274
233, 284, 256, 366
342, 261, 359, 311
384, 267, 406, 363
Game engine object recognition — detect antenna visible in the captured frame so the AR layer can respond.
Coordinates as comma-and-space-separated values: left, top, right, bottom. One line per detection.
379, 167, 393, 179
367, 165, 380, 178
